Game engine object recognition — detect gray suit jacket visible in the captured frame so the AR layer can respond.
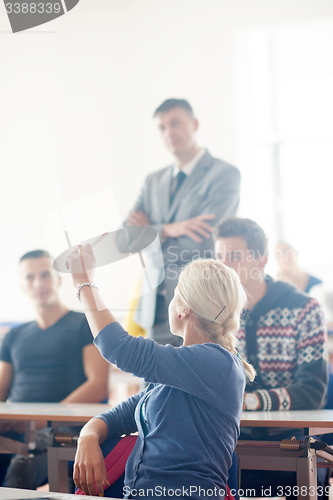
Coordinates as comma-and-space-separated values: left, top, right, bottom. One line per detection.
128, 149, 241, 329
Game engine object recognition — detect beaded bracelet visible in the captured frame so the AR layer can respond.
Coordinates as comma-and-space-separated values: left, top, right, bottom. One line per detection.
76, 282, 99, 302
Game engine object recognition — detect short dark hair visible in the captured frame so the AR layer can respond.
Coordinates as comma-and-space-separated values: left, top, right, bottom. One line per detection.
153, 98, 194, 117
19, 249, 51, 263
213, 217, 268, 257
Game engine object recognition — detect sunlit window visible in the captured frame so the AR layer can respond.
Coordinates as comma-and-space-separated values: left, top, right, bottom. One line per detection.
236, 19, 333, 283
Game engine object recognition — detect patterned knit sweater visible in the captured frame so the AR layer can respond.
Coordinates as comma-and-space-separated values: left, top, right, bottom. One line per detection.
238, 276, 328, 411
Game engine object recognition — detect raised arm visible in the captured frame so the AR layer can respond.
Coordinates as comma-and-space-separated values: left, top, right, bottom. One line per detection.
0, 361, 17, 434
66, 245, 243, 407
66, 245, 125, 336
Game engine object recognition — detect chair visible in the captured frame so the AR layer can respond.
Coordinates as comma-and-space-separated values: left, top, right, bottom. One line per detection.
76, 436, 239, 499
321, 372, 333, 444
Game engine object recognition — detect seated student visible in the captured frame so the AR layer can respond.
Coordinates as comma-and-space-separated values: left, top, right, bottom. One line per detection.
275, 242, 322, 293
213, 217, 328, 497
276, 242, 333, 333
66, 246, 255, 499
0, 250, 109, 490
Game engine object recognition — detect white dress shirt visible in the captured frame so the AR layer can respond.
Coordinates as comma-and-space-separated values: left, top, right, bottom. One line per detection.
172, 148, 205, 177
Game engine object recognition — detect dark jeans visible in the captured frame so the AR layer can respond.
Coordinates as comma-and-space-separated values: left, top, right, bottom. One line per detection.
151, 294, 182, 347
239, 428, 330, 500
2, 427, 79, 490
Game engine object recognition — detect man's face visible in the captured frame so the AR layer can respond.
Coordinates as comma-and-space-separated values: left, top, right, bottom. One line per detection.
155, 107, 198, 156
20, 257, 61, 307
214, 237, 266, 288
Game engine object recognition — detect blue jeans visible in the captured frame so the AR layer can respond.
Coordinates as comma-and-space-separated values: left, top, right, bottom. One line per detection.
2, 427, 79, 490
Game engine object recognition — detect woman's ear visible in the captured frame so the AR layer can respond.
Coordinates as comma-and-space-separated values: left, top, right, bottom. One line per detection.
181, 308, 191, 319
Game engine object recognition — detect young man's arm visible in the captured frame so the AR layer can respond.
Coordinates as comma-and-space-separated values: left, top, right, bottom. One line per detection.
0, 361, 13, 401
244, 299, 328, 411
61, 344, 109, 404
0, 361, 15, 433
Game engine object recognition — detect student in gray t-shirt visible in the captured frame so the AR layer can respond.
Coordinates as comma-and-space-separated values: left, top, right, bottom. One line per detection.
0, 250, 109, 490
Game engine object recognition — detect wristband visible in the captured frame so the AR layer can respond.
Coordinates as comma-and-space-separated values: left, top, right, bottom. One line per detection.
76, 283, 99, 302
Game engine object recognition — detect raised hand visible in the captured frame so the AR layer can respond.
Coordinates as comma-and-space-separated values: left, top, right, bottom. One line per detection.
66, 244, 96, 288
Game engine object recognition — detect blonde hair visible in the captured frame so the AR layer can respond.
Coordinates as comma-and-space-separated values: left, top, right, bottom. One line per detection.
177, 258, 256, 382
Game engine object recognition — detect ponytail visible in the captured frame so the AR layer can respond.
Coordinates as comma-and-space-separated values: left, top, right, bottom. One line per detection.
177, 259, 256, 382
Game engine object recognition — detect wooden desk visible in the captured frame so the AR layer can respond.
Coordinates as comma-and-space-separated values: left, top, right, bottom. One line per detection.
238, 410, 333, 500
0, 402, 112, 493
0, 401, 111, 449
0, 402, 112, 424
241, 409, 333, 435
2, 405, 333, 498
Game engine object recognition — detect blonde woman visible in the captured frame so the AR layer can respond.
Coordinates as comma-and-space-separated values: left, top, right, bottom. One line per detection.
67, 246, 255, 499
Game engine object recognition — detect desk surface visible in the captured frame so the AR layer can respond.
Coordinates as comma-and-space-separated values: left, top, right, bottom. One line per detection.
241, 409, 333, 434
0, 487, 112, 500
0, 402, 112, 422
1, 403, 333, 431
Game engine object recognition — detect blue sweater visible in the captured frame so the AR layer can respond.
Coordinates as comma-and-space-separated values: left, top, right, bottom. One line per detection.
94, 322, 246, 500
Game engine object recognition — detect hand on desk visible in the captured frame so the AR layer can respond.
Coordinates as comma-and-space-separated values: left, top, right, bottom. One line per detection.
162, 214, 215, 242
74, 434, 109, 496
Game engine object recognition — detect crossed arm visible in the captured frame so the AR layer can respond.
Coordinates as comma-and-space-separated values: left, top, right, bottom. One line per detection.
127, 209, 215, 243
126, 167, 240, 243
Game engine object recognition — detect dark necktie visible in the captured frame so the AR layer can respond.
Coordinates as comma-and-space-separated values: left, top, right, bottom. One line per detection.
170, 171, 186, 204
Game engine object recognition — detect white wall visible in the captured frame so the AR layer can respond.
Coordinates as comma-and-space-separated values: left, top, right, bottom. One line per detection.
1, 0, 333, 321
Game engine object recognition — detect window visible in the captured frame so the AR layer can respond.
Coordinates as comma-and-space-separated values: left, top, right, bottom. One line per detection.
236, 19, 333, 281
